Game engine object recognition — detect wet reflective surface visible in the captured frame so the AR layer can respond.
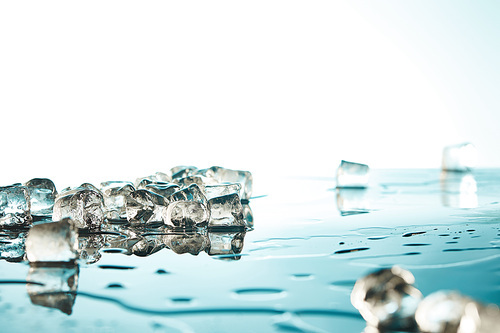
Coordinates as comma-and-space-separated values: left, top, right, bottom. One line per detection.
1, 169, 500, 332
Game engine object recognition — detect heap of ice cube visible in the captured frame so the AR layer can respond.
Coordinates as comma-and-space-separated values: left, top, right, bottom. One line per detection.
0, 166, 253, 230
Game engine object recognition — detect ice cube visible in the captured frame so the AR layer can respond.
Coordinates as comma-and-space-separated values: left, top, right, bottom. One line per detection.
0, 184, 32, 227
351, 266, 422, 330
25, 218, 79, 262
204, 183, 242, 200
163, 201, 209, 229
101, 183, 135, 219
207, 193, 245, 228
131, 233, 165, 256
206, 231, 245, 258
174, 175, 218, 188
202, 167, 253, 201
336, 160, 370, 188
163, 232, 209, 255
336, 188, 370, 216
125, 189, 167, 226
24, 178, 58, 216
242, 204, 254, 229
0, 231, 27, 262
145, 183, 180, 198
26, 263, 79, 315
53, 189, 104, 229
440, 171, 478, 208
170, 166, 198, 180
415, 291, 500, 333
78, 234, 104, 264
442, 143, 477, 172
170, 184, 208, 206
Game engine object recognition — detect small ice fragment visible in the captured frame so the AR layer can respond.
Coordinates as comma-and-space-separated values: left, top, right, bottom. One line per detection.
27, 263, 79, 315
204, 183, 242, 200
101, 183, 135, 219
163, 232, 209, 255
53, 189, 104, 229
25, 218, 79, 262
163, 201, 209, 229
201, 167, 253, 200
442, 143, 477, 172
0, 184, 32, 227
351, 266, 422, 330
125, 189, 167, 226
24, 178, 58, 216
207, 231, 245, 257
336, 160, 369, 188
207, 193, 245, 228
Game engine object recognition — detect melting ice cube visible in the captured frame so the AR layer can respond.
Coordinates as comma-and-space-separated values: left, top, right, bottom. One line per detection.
204, 183, 242, 200
170, 184, 208, 206
0, 231, 27, 261
78, 234, 104, 264
207, 231, 245, 257
0, 184, 32, 227
145, 183, 180, 198
25, 218, 79, 262
24, 178, 58, 216
27, 263, 79, 315
336, 160, 369, 188
442, 143, 477, 172
163, 232, 209, 255
101, 183, 135, 219
53, 189, 104, 229
201, 167, 253, 201
351, 266, 422, 330
125, 189, 167, 226
163, 201, 209, 229
207, 193, 245, 228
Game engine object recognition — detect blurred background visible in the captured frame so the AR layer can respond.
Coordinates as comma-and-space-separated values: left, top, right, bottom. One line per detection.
0, 1, 498, 187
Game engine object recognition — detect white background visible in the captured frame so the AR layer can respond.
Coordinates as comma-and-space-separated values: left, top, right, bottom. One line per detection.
1, 1, 498, 187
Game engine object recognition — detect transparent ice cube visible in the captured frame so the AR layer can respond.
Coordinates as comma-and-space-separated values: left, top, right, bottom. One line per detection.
202, 166, 253, 201
101, 183, 135, 219
336, 160, 370, 188
174, 175, 217, 188
24, 178, 58, 216
27, 263, 79, 315
163, 201, 209, 229
207, 193, 245, 228
163, 232, 209, 255
351, 266, 422, 330
206, 231, 245, 258
145, 183, 180, 198
25, 218, 79, 262
440, 171, 478, 209
204, 183, 242, 200
170, 166, 198, 180
336, 188, 370, 216
442, 143, 477, 172
170, 184, 208, 206
242, 204, 254, 229
53, 189, 104, 229
131, 233, 165, 257
125, 189, 167, 226
0, 184, 32, 227
78, 234, 104, 264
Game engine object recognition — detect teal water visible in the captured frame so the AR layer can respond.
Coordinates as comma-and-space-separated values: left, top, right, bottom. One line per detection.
1, 169, 499, 332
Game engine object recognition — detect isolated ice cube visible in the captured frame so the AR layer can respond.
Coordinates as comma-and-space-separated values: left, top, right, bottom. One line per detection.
101, 183, 135, 219
442, 143, 477, 172
125, 189, 167, 226
336, 160, 370, 188
25, 218, 79, 262
206, 231, 245, 257
351, 266, 422, 330
204, 183, 242, 200
415, 291, 500, 333
53, 189, 104, 229
0, 231, 27, 261
163, 232, 209, 255
202, 167, 253, 201
207, 193, 245, 228
0, 184, 32, 227
27, 263, 79, 315
24, 178, 58, 216
163, 201, 209, 229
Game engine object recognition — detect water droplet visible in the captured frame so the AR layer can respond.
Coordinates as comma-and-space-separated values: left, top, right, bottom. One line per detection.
106, 283, 124, 289
291, 274, 314, 281
101, 248, 127, 254
402, 243, 430, 247
334, 247, 369, 254
155, 269, 169, 275
98, 265, 136, 270
233, 288, 286, 301
402, 231, 426, 238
